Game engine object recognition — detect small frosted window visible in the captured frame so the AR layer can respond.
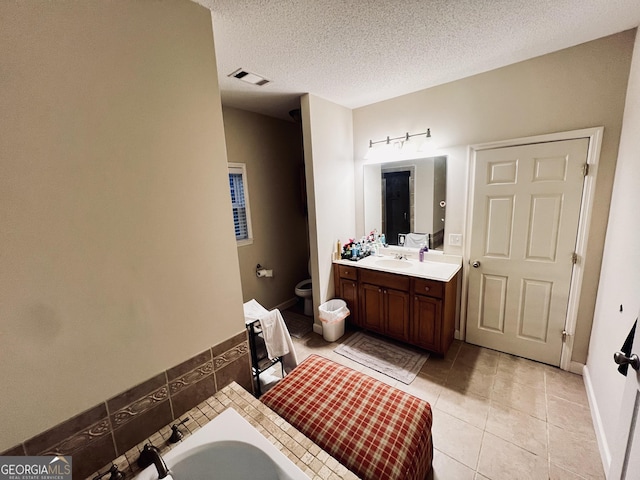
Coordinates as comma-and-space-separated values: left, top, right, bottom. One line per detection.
228, 164, 253, 245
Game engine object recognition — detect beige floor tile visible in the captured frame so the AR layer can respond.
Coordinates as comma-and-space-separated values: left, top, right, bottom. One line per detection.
432, 448, 475, 480
491, 376, 546, 420
547, 394, 595, 437
485, 403, 547, 456
474, 475, 491, 480
444, 339, 462, 361
496, 353, 546, 390
548, 424, 605, 479
421, 357, 454, 383
455, 343, 500, 374
446, 362, 496, 398
435, 384, 490, 429
545, 368, 588, 406
477, 432, 548, 480
549, 463, 588, 480
396, 371, 443, 406
431, 408, 483, 469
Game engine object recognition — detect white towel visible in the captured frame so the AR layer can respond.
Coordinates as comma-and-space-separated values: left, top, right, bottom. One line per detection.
243, 299, 298, 373
243, 298, 270, 323
404, 232, 428, 248
259, 309, 290, 359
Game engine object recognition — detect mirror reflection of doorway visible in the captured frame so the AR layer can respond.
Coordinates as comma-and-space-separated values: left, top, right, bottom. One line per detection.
383, 171, 410, 245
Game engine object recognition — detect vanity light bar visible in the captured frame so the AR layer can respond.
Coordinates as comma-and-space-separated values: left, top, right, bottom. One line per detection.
368, 128, 431, 148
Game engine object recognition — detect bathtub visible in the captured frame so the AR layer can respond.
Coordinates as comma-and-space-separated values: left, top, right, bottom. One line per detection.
134, 408, 310, 480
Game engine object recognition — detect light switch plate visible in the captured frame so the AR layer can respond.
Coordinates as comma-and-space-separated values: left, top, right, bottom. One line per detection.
449, 234, 462, 246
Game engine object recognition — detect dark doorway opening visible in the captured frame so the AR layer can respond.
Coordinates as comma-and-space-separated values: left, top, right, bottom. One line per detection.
383, 171, 410, 245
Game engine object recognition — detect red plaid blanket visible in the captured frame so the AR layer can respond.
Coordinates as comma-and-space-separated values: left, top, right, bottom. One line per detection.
260, 355, 433, 480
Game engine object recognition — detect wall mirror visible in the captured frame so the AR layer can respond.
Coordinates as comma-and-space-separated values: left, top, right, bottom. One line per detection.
363, 156, 447, 250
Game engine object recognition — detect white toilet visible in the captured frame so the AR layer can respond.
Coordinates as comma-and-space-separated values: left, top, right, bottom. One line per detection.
295, 279, 313, 316
295, 261, 314, 316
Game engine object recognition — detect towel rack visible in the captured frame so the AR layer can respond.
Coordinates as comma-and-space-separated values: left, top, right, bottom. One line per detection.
246, 318, 285, 396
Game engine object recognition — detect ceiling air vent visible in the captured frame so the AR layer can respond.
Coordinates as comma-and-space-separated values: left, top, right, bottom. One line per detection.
228, 68, 270, 86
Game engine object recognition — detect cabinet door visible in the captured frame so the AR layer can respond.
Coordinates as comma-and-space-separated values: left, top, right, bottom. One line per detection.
339, 278, 359, 326
413, 295, 442, 351
360, 283, 384, 333
385, 288, 410, 341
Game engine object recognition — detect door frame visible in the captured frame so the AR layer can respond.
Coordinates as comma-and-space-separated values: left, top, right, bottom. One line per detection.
460, 127, 603, 371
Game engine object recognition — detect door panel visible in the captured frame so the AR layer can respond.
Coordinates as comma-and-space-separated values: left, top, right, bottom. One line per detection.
339, 278, 359, 326
467, 138, 589, 365
609, 314, 640, 479
413, 295, 441, 350
518, 279, 552, 341
478, 274, 508, 333
361, 283, 384, 332
385, 288, 409, 341
485, 196, 514, 257
527, 195, 562, 261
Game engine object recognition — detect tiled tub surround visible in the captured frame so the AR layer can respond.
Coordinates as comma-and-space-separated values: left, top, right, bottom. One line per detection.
1, 331, 253, 479
88, 382, 359, 480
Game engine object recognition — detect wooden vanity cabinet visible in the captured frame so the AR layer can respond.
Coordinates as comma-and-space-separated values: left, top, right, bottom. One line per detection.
411, 274, 459, 354
334, 265, 360, 326
359, 269, 410, 342
334, 263, 459, 355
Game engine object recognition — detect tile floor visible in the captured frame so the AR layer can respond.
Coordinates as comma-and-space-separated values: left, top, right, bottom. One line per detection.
288, 329, 604, 480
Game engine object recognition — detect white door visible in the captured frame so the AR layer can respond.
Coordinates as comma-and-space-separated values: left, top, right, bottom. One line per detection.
610, 317, 640, 479
466, 138, 589, 365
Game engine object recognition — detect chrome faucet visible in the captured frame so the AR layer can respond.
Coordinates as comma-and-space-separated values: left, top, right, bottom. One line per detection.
137, 443, 170, 478
394, 253, 409, 260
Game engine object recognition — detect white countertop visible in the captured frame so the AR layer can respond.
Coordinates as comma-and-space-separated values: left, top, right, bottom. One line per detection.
334, 251, 462, 282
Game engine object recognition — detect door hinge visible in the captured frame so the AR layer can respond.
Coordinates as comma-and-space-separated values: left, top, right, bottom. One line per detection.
571, 252, 579, 264
583, 163, 590, 176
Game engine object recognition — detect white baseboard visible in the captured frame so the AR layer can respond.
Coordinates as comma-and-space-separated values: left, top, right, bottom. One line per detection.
454, 329, 462, 340
274, 297, 298, 311
583, 364, 612, 475
313, 323, 323, 335
569, 361, 584, 375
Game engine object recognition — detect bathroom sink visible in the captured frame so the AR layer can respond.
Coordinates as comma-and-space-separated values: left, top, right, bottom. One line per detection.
375, 259, 412, 269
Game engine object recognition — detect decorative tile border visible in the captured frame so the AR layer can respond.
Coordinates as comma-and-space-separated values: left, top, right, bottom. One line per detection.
112, 386, 169, 428
168, 361, 214, 395
213, 341, 249, 370
2, 331, 253, 480
86, 382, 360, 480
41, 419, 111, 456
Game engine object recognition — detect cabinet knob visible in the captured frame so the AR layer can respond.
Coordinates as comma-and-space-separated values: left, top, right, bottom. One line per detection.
424, 287, 430, 292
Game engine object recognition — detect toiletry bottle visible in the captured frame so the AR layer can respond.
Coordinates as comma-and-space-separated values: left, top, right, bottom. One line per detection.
419, 243, 427, 262
380, 233, 386, 245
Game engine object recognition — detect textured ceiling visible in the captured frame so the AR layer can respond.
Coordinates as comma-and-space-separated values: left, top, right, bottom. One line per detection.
197, 0, 640, 120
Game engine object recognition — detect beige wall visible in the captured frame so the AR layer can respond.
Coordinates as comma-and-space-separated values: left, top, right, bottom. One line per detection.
0, 0, 243, 450
586, 31, 640, 470
222, 107, 308, 308
353, 30, 635, 364
301, 94, 355, 325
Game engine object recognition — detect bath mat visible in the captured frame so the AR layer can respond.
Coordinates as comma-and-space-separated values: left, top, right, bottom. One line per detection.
334, 332, 429, 384
281, 310, 313, 338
